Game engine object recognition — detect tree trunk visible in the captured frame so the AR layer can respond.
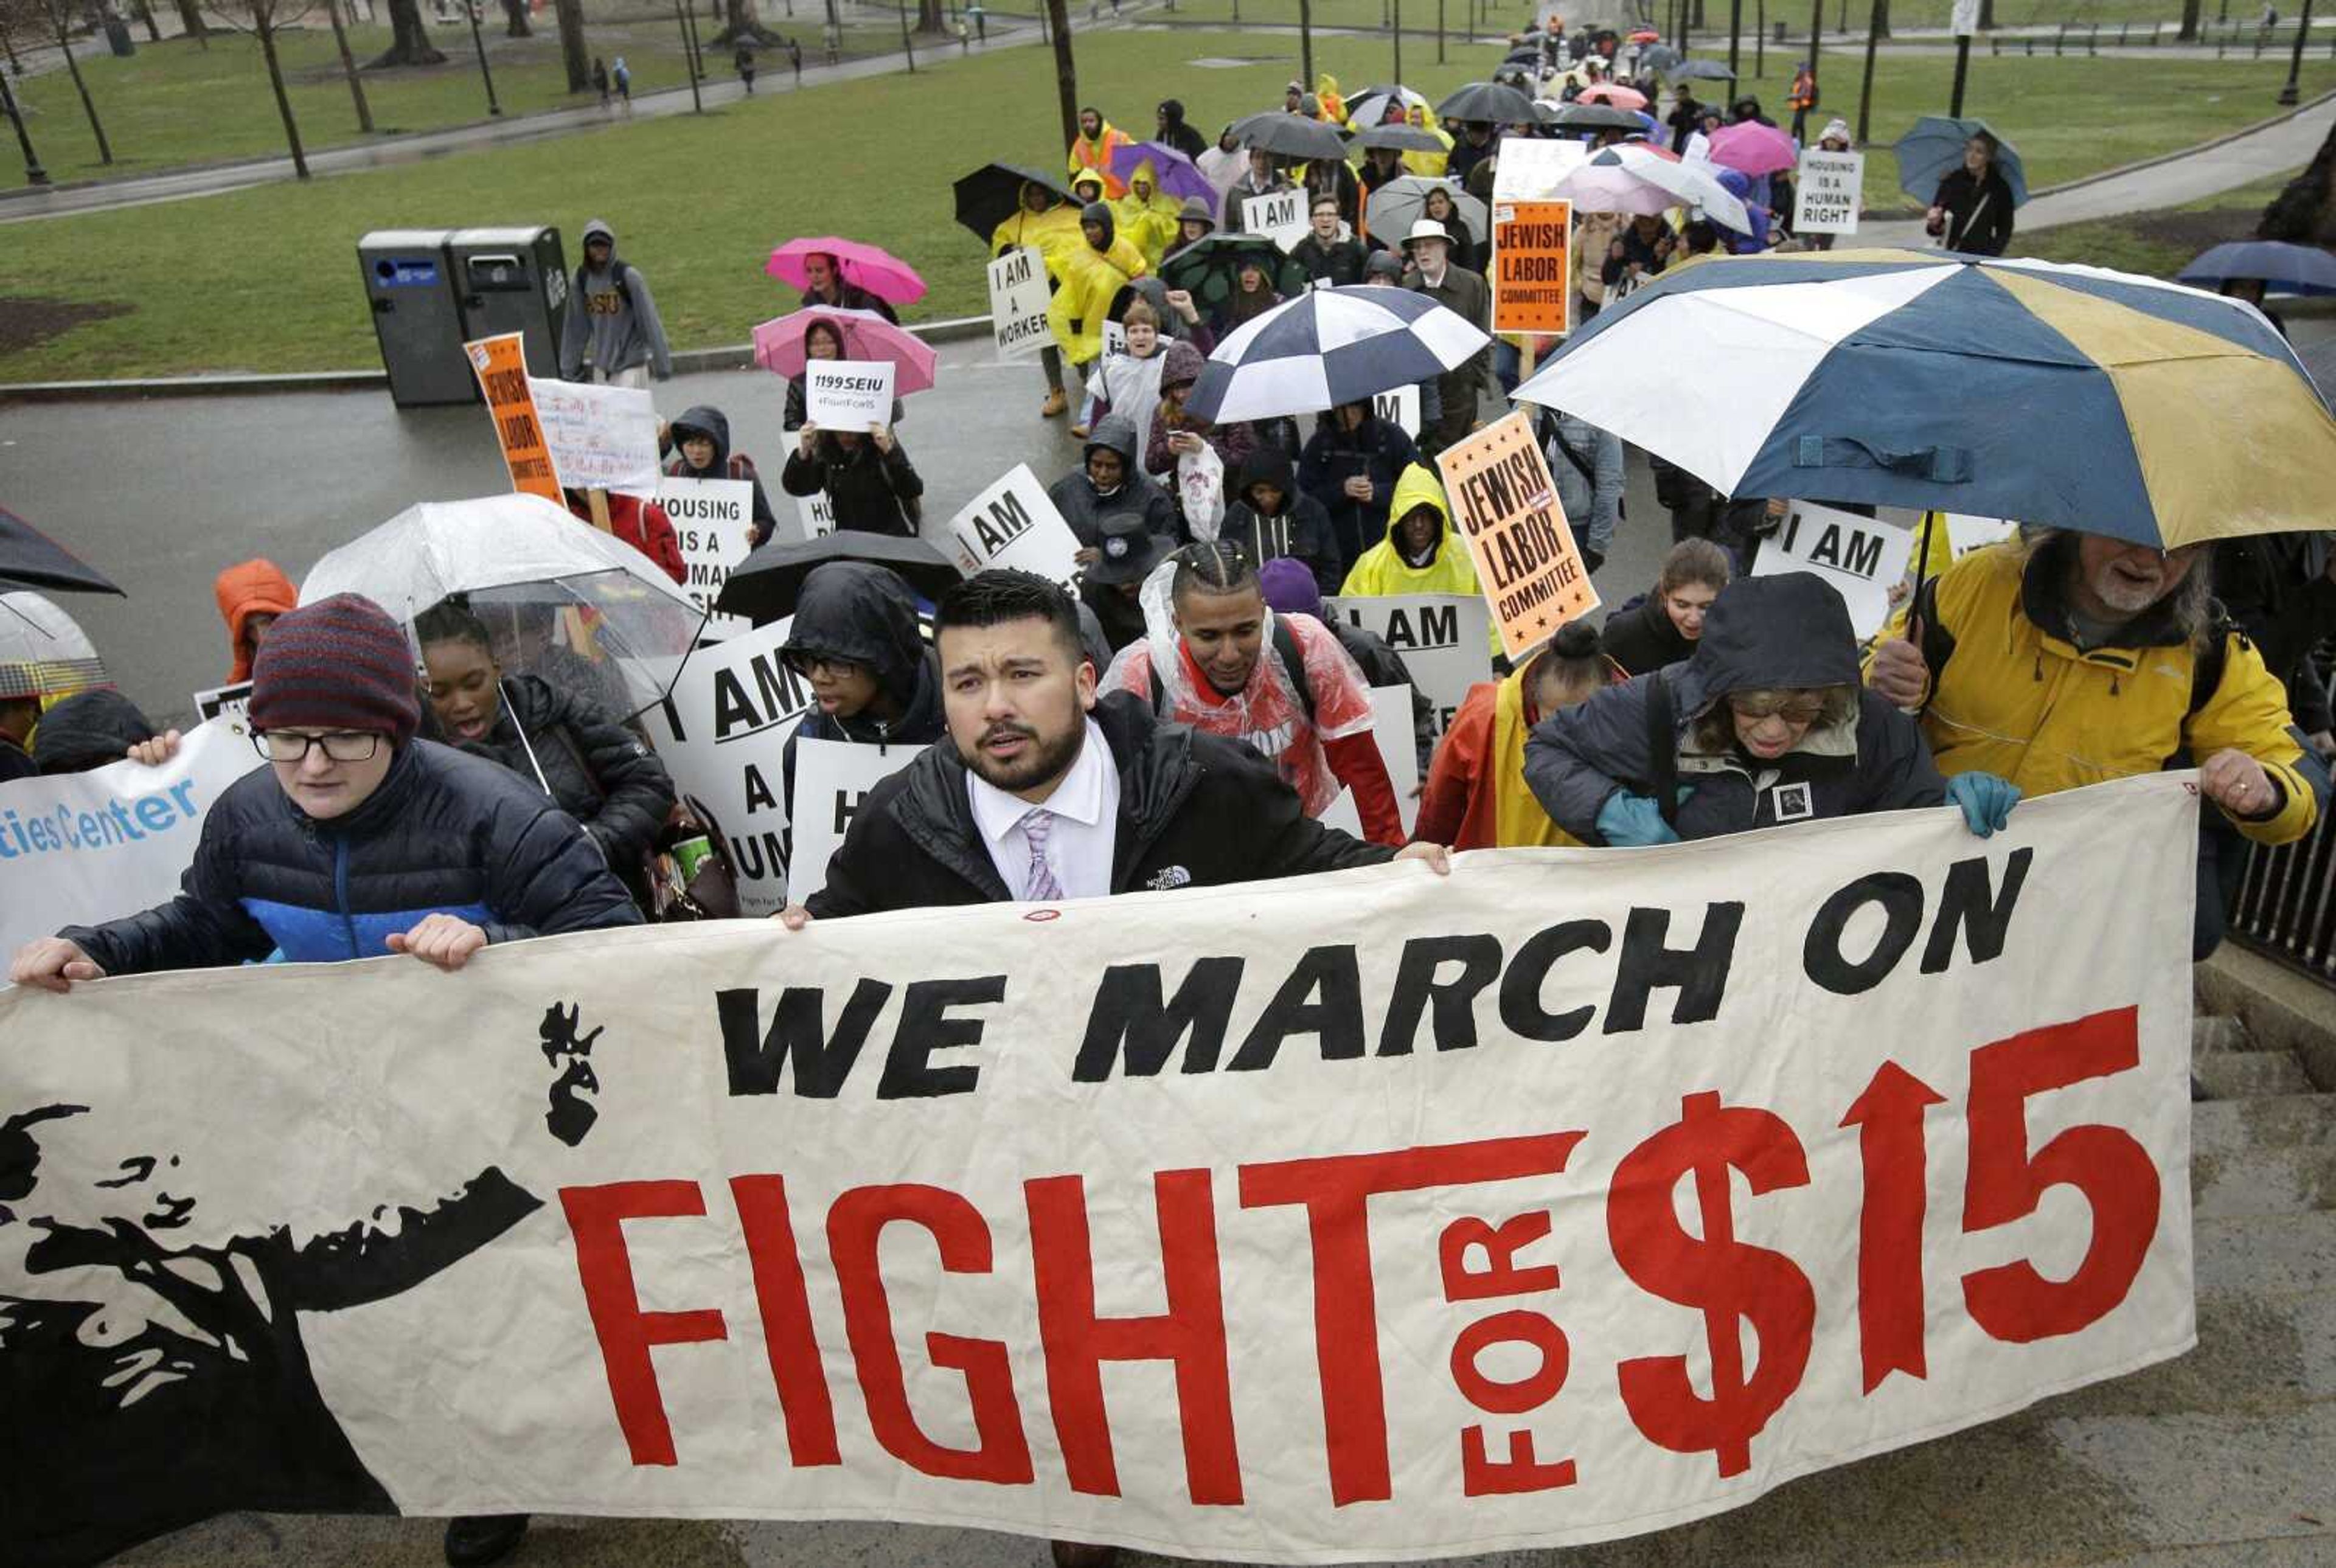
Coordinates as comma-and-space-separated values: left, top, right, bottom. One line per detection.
133, 0, 161, 43
501, 0, 530, 35
2178, 0, 2202, 38
555, 0, 588, 87
1870, 0, 1886, 40
714, 0, 784, 44
916, 0, 943, 32
2259, 120, 2336, 241
173, 0, 206, 43
46, 0, 112, 163
369, 0, 447, 65
325, 0, 374, 130
1047, 0, 1076, 154
257, 17, 309, 176
1976, 0, 1992, 24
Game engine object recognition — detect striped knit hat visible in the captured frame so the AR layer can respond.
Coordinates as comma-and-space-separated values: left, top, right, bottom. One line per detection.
248, 593, 420, 744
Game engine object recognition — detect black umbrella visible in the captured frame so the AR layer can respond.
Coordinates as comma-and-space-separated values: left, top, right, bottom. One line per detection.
952, 162, 1077, 245
0, 506, 123, 597
1437, 81, 1540, 126
1352, 122, 1446, 152
1666, 58, 1737, 82
1539, 102, 1645, 131
1228, 109, 1349, 162
717, 532, 964, 625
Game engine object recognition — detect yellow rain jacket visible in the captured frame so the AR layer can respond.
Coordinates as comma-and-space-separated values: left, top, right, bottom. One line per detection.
1870, 537, 2319, 845
1047, 207, 1145, 364
1403, 106, 1453, 177
1113, 164, 1184, 270
990, 198, 1083, 279
1342, 464, 1482, 597
1316, 73, 1348, 125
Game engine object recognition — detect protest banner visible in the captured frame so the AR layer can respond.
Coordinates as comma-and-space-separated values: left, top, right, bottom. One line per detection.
806, 361, 899, 431
637, 616, 806, 914
0, 774, 2199, 1564
1370, 383, 1420, 439
0, 717, 263, 960
1320, 684, 1421, 840
1492, 199, 1573, 336
191, 680, 252, 728
1944, 512, 2020, 560
525, 376, 661, 492
1437, 411, 1599, 659
659, 477, 757, 640
1322, 593, 1494, 739
464, 333, 563, 502
941, 464, 1083, 587
989, 246, 1053, 361
1493, 136, 1588, 200
1244, 189, 1306, 249
796, 490, 838, 541
786, 735, 930, 903
1754, 502, 1917, 640
1793, 150, 1865, 235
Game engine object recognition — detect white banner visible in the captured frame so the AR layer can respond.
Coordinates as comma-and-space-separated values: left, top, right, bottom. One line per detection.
989, 246, 1053, 361
1944, 512, 2019, 560
805, 361, 897, 431
0, 776, 2199, 1563
1320, 684, 1420, 839
638, 617, 805, 914
659, 476, 757, 641
1371, 383, 1421, 439
1493, 136, 1588, 200
786, 735, 928, 904
1323, 592, 1496, 738
941, 463, 1083, 586
1244, 188, 1306, 249
1793, 150, 1865, 235
1754, 502, 1917, 639
526, 376, 661, 491
0, 718, 265, 963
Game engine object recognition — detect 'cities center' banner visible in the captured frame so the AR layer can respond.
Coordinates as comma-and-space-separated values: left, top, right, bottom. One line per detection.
1, 776, 2198, 1566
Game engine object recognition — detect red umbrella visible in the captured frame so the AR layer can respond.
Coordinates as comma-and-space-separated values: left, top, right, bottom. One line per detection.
1706, 120, 1799, 176
763, 237, 928, 305
1579, 82, 1649, 110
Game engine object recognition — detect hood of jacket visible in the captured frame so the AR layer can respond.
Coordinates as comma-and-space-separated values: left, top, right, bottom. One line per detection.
580, 217, 624, 274
214, 558, 299, 682
667, 404, 732, 471
1084, 411, 1141, 468
1118, 275, 1189, 340
1673, 573, 1859, 718
1385, 462, 1451, 549
1158, 337, 1208, 394
781, 561, 929, 706
1082, 199, 1118, 251
1237, 444, 1295, 508
32, 688, 155, 774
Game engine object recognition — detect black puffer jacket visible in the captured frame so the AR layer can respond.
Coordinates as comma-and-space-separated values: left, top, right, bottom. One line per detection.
778, 563, 950, 825
780, 433, 923, 537
1600, 592, 1700, 677
63, 740, 641, 971
437, 673, 675, 878
807, 692, 1392, 915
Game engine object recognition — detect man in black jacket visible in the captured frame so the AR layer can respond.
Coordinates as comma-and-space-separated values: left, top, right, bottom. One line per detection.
790, 571, 1446, 921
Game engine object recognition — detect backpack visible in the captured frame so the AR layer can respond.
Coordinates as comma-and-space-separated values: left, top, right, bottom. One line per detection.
575, 260, 634, 311
1149, 617, 1316, 726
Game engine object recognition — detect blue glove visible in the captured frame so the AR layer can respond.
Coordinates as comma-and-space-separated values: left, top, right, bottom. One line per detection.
1947, 771, 2021, 837
1597, 789, 1683, 847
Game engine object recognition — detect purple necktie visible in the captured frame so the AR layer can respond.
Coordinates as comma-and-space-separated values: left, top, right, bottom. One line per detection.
1020, 808, 1064, 901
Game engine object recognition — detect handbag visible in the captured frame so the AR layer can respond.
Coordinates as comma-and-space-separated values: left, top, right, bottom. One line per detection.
1177, 439, 1226, 541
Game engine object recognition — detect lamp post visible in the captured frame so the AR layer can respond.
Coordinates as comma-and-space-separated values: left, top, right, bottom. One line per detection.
2279, 0, 2312, 103
466, 0, 502, 115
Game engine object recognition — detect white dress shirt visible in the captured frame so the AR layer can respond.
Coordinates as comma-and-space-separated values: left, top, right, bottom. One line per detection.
967, 719, 1121, 901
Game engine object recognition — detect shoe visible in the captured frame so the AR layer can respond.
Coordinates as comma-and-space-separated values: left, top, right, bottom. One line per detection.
1040, 387, 1068, 417
1069, 422, 1091, 439
1049, 1544, 1121, 1568
444, 1514, 530, 1567
1580, 546, 1606, 577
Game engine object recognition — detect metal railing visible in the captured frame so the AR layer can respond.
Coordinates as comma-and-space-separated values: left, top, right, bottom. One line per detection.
2233, 802, 2336, 983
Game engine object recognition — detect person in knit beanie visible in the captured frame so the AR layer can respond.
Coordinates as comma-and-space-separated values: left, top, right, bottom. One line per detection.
12, 590, 640, 994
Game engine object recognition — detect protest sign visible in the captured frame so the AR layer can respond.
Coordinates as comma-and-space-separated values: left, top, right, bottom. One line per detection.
786, 735, 929, 903
1323, 594, 1494, 739
1319, 684, 1420, 839
1101, 318, 1129, 361
1945, 512, 2020, 560
1243, 189, 1306, 249
192, 680, 252, 729
659, 477, 756, 640
1793, 150, 1865, 234
1493, 136, 1588, 200
0, 774, 2200, 1562
805, 361, 899, 430
0, 717, 264, 961
796, 490, 839, 541
941, 464, 1083, 586
1492, 199, 1573, 336
637, 616, 806, 914
464, 333, 563, 502
1754, 502, 1916, 639
1370, 383, 1420, 439
1437, 411, 1599, 659
526, 375, 661, 491
989, 246, 1053, 361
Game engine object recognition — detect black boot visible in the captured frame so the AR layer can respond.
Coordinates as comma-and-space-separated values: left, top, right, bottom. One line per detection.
444, 1514, 530, 1567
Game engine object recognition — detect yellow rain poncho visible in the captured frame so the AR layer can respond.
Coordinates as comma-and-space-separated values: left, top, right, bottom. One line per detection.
989, 187, 1083, 281
1048, 203, 1147, 365
1316, 72, 1347, 125
1113, 162, 1184, 271
1403, 104, 1453, 177
1341, 464, 1481, 597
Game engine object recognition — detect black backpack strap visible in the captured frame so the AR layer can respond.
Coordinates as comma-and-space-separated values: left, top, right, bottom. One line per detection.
2188, 608, 2237, 720
1273, 616, 1316, 724
1912, 573, 1956, 715
1644, 667, 1680, 826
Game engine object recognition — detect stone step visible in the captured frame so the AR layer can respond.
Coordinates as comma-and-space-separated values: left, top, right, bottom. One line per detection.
2196, 1210, 2336, 1297
2193, 1049, 2315, 1101
2192, 1142, 2336, 1218
2190, 1013, 2252, 1056
2195, 1094, 2336, 1156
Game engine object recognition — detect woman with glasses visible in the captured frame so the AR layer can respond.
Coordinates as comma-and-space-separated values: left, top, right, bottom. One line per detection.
1523, 574, 2021, 846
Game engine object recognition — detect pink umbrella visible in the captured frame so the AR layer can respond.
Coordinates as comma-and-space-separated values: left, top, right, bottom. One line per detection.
751, 307, 939, 394
1579, 82, 1649, 110
763, 237, 928, 305
1706, 120, 1799, 176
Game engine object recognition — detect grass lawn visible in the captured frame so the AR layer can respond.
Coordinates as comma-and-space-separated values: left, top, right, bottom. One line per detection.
2011, 167, 2296, 273
1, 30, 2327, 378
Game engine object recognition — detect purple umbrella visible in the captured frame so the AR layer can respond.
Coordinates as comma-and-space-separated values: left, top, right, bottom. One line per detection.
1108, 140, 1216, 205
1706, 120, 1799, 176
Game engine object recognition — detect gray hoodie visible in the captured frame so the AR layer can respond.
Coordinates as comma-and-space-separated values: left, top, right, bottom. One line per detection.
558, 218, 673, 381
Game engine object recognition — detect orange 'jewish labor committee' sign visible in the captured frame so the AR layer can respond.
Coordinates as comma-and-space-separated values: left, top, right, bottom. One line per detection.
1434, 409, 1599, 659
465, 331, 563, 502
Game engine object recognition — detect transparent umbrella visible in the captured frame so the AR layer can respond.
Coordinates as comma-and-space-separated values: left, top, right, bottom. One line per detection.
298, 493, 706, 721
0, 591, 109, 705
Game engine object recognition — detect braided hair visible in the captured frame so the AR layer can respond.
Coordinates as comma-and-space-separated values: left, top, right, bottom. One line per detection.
1169, 540, 1259, 607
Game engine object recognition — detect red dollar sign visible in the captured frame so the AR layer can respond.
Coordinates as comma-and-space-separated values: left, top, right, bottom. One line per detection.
1607, 1090, 1816, 1479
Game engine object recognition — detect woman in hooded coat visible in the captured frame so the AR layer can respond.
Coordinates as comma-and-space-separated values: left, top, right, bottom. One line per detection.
214, 559, 297, 684
662, 404, 780, 547
1147, 338, 1257, 535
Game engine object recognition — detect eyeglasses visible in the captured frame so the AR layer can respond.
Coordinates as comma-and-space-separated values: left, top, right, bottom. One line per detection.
1729, 696, 1827, 725
253, 730, 384, 763
783, 651, 863, 678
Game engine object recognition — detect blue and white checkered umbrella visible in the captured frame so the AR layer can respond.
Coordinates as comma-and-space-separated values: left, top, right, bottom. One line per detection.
1185, 286, 1491, 424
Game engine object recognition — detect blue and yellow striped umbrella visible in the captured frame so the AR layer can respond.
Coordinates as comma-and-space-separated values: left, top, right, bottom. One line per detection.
1513, 250, 2336, 547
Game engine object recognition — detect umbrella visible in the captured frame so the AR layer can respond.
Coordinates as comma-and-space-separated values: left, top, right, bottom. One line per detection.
764, 237, 929, 306
1705, 120, 1799, 176
1628, 26, 1661, 41
751, 307, 939, 393
1161, 234, 1294, 313
1345, 84, 1429, 130
1640, 43, 1684, 72
717, 533, 962, 625
0, 505, 122, 597
1891, 116, 2028, 207
1364, 176, 1489, 247
2178, 240, 2336, 298
1108, 139, 1217, 205
1666, 58, 1737, 82
1553, 144, 1750, 230
1186, 286, 1492, 425
951, 162, 1076, 243
1503, 46, 1543, 67
1579, 82, 1650, 109
1512, 250, 2336, 552
1540, 101, 1645, 132
1437, 82, 1540, 126
0, 591, 108, 704
300, 494, 707, 719
1228, 109, 1350, 162
1352, 122, 1447, 153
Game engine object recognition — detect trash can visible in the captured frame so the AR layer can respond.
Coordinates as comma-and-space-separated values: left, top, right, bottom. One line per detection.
1775, 19, 1788, 41
357, 230, 478, 408
103, 14, 135, 55
446, 226, 569, 379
